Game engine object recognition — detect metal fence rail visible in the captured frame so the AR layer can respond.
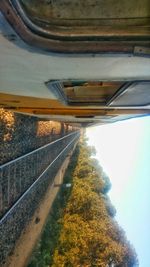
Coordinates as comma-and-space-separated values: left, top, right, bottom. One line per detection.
0, 131, 79, 264
0, 131, 79, 218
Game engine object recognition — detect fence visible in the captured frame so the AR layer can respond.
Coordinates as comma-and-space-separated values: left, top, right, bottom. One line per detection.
0, 131, 80, 264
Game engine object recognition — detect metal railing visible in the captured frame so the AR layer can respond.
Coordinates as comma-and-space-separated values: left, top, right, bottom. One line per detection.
0, 131, 79, 218
0, 131, 79, 264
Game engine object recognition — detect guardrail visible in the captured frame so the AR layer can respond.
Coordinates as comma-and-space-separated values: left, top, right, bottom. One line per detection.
0, 131, 79, 264
0, 131, 79, 218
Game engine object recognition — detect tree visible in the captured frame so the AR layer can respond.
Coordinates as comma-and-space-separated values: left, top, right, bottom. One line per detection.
52, 140, 138, 266
28, 139, 138, 267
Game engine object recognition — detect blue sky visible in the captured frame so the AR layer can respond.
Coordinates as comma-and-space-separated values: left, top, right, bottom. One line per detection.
86, 116, 150, 267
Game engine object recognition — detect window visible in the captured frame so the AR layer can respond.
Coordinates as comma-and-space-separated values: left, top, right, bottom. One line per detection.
46, 80, 124, 106
2, 1, 150, 53
46, 80, 150, 107
109, 81, 150, 107
21, 0, 150, 27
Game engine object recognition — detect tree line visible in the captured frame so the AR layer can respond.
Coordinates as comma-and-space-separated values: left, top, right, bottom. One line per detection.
28, 137, 138, 267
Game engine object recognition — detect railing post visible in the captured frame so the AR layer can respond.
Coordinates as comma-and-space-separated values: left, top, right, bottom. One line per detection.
0, 170, 3, 215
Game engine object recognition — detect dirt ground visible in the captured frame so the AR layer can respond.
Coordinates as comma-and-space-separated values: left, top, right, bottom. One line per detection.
3, 149, 74, 267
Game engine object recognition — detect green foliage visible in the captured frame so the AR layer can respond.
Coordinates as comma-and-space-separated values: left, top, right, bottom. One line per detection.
52, 139, 138, 267
103, 195, 117, 217
101, 173, 112, 194
27, 148, 79, 267
28, 137, 138, 267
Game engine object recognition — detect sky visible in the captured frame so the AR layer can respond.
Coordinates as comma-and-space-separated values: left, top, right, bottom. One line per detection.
86, 116, 150, 267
